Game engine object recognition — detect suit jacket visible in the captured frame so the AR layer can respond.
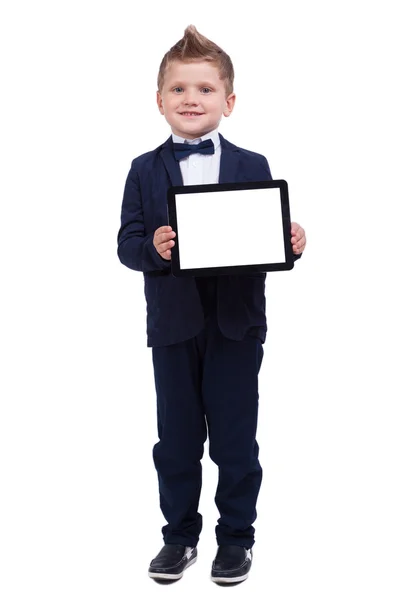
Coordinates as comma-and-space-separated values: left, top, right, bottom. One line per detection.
117, 132, 301, 347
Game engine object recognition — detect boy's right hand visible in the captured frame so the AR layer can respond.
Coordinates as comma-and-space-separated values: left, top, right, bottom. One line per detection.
153, 226, 176, 260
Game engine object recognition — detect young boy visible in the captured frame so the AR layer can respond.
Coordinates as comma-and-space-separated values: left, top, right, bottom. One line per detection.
117, 25, 306, 585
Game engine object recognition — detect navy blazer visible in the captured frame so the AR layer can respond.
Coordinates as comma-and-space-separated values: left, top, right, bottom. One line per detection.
117, 132, 301, 347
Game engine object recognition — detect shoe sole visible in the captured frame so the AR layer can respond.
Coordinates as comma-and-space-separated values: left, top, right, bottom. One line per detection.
148, 555, 197, 580
211, 572, 249, 583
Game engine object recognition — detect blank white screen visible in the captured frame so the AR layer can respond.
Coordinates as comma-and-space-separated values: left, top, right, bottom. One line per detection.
175, 187, 285, 269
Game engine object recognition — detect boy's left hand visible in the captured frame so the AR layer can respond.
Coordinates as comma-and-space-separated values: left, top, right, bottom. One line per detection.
291, 222, 306, 254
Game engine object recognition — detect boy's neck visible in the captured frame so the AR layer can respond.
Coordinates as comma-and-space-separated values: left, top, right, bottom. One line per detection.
171, 127, 219, 143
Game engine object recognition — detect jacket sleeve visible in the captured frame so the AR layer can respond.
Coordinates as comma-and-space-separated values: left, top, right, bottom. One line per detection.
261, 156, 302, 263
117, 162, 171, 273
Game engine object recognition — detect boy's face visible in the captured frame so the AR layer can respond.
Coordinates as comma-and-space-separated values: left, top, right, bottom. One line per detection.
157, 60, 235, 140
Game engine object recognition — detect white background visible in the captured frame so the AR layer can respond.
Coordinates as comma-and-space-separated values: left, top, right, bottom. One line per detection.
1, 1, 399, 598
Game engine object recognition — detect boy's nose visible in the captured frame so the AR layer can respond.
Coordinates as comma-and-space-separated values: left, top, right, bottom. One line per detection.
183, 93, 200, 105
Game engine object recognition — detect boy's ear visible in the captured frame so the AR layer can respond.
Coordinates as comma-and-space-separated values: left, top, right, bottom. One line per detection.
223, 93, 236, 117
156, 91, 164, 114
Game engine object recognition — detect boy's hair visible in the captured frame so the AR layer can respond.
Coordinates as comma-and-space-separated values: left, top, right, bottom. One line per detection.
157, 25, 234, 98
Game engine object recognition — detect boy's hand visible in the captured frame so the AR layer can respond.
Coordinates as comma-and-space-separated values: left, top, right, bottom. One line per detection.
153, 225, 176, 260
291, 222, 306, 254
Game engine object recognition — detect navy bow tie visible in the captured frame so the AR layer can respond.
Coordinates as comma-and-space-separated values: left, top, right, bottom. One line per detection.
173, 138, 215, 161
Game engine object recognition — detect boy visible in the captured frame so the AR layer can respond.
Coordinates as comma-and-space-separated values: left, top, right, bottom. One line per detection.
117, 25, 306, 585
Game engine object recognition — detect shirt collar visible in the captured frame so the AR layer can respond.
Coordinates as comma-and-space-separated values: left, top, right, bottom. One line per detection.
172, 127, 220, 150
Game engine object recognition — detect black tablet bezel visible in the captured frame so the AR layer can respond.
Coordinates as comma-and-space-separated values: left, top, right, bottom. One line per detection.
167, 179, 293, 277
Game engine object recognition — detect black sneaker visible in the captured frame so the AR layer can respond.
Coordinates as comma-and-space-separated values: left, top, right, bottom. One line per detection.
211, 545, 253, 584
148, 544, 197, 580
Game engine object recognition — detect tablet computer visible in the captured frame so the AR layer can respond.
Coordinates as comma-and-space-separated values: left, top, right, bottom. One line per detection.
167, 179, 294, 277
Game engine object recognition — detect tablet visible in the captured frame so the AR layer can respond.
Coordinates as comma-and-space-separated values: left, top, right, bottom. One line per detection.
167, 179, 294, 277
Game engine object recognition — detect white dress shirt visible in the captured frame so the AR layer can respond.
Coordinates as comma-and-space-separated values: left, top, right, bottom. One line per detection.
171, 127, 221, 185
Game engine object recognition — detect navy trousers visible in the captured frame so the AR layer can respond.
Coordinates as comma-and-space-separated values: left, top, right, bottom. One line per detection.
151, 278, 264, 549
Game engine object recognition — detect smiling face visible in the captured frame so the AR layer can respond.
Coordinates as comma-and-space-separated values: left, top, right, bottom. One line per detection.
156, 60, 236, 139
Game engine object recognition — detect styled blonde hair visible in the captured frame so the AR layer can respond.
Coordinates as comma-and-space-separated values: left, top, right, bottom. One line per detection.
157, 25, 234, 98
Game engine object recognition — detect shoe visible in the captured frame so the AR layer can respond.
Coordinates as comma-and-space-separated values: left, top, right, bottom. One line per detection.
211, 545, 253, 584
148, 544, 197, 580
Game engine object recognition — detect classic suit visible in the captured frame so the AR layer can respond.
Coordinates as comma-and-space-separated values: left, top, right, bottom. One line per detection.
117, 130, 301, 549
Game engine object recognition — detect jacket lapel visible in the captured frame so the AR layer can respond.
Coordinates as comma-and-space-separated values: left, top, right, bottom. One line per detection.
159, 132, 241, 186
218, 133, 241, 184
160, 137, 183, 186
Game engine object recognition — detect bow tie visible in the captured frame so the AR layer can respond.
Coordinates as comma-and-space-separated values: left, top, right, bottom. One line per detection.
173, 138, 215, 161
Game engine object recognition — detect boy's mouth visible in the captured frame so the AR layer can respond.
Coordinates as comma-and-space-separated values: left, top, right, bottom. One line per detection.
180, 112, 204, 117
